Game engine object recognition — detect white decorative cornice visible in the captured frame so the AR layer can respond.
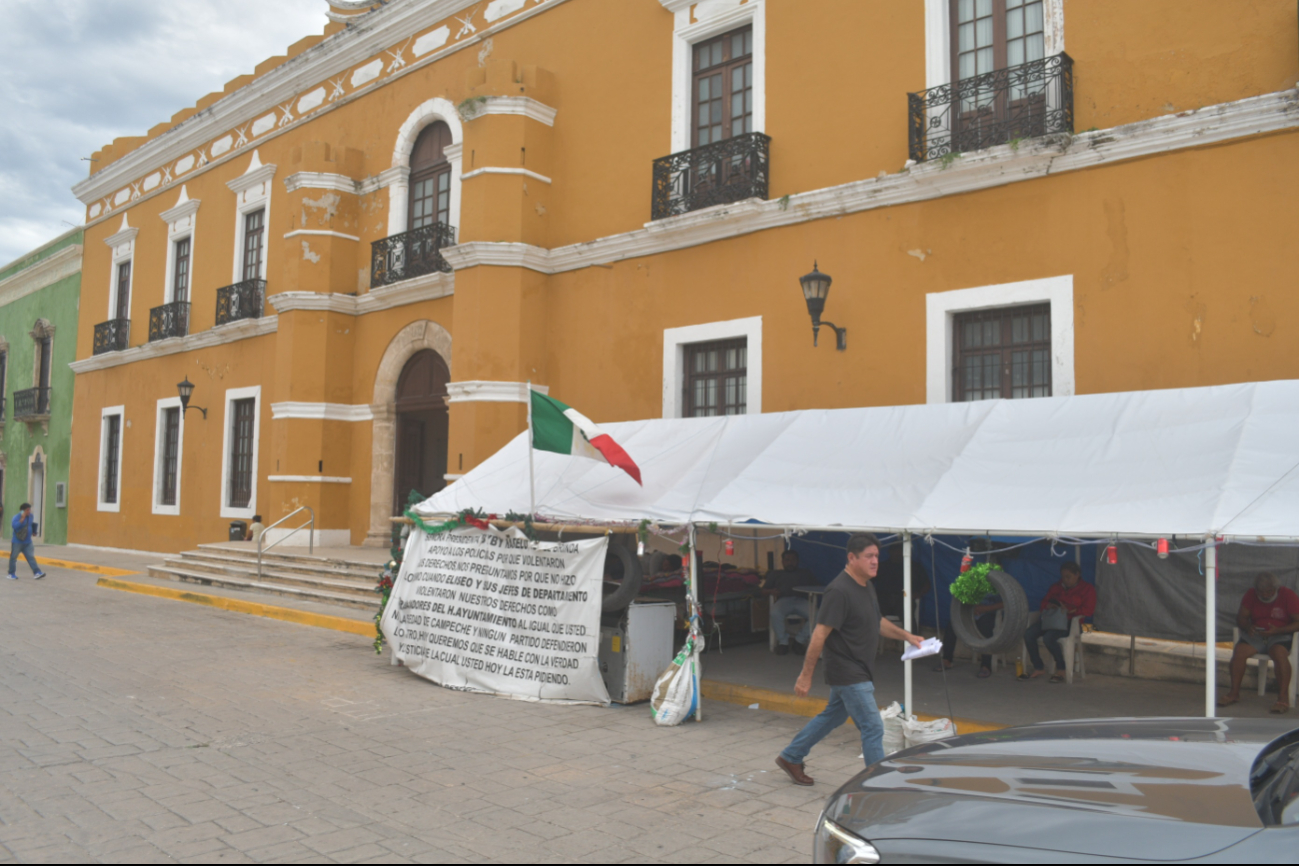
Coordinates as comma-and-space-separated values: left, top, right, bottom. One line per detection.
267, 474, 353, 483
446, 381, 549, 404
461, 167, 552, 184
445, 89, 1299, 276
284, 172, 361, 194
270, 402, 374, 422
159, 186, 201, 224
442, 242, 552, 273
283, 229, 361, 242
69, 316, 277, 373
104, 215, 139, 249
227, 151, 277, 195
70, 0, 576, 208
0, 245, 82, 308
477, 96, 557, 126
658, 0, 695, 12
269, 269, 454, 316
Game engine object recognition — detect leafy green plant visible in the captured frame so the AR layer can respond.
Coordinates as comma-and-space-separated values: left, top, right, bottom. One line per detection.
778, 194, 791, 211
939, 152, 962, 170
951, 562, 1000, 605
1009, 136, 1023, 151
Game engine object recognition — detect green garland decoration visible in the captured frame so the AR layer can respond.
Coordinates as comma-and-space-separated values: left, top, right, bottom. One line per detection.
951, 561, 1000, 605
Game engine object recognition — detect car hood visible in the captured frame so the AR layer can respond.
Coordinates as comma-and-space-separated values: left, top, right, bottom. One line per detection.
827, 718, 1296, 861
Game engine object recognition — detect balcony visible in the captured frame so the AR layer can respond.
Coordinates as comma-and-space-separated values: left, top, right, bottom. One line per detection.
651, 132, 771, 221
908, 52, 1074, 163
371, 222, 456, 287
13, 387, 50, 421
149, 301, 190, 342
93, 318, 131, 355
215, 279, 266, 326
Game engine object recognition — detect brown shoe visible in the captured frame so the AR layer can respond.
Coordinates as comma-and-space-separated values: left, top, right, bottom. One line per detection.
775, 756, 814, 786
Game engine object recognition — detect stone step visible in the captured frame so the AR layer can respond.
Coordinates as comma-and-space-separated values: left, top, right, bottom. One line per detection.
146, 564, 380, 611
179, 550, 380, 582
157, 558, 377, 599
195, 543, 387, 574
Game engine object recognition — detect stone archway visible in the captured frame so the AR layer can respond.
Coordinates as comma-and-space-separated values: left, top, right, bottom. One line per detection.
365, 320, 452, 546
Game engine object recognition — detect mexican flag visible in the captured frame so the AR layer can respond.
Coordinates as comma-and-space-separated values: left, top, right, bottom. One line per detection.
530, 391, 642, 485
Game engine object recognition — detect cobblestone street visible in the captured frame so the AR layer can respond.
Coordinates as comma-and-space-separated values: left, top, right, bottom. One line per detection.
0, 563, 860, 863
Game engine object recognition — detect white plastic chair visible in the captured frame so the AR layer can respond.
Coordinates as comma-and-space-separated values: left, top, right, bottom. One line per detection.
768, 595, 809, 652
1232, 627, 1299, 706
1021, 612, 1086, 683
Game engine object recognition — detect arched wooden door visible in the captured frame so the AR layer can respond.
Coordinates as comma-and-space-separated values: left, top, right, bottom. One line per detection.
393, 350, 449, 514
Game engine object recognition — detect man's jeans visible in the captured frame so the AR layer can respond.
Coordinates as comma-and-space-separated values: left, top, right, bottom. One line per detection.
1024, 619, 1069, 672
780, 681, 885, 768
771, 596, 811, 646
9, 541, 39, 576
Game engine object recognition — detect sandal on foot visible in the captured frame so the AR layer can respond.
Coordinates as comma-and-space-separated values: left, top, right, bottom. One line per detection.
1270, 702, 1290, 714
1217, 695, 1240, 708
1049, 674, 1066, 684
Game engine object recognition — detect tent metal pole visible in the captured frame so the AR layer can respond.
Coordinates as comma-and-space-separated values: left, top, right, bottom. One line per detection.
1205, 540, 1217, 719
690, 523, 702, 722
903, 532, 913, 717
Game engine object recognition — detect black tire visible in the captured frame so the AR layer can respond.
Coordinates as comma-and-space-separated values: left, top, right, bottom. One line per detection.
949, 569, 1029, 654
602, 540, 643, 612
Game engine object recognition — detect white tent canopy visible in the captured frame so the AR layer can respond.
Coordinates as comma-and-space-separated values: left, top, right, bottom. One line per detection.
414, 380, 1299, 720
417, 380, 1299, 540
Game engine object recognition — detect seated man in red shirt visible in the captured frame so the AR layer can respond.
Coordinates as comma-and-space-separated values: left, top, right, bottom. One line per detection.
1020, 562, 1096, 683
1220, 571, 1299, 714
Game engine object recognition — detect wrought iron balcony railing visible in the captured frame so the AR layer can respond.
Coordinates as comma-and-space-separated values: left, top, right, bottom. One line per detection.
908, 52, 1073, 163
149, 300, 190, 342
215, 279, 266, 326
651, 132, 771, 221
371, 222, 456, 287
13, 387, 50, 420
93, 318, 131, 355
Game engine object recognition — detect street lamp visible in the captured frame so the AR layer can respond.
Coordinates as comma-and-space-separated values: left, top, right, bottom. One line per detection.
177, 377, 207, 419
798, 262, 846, 351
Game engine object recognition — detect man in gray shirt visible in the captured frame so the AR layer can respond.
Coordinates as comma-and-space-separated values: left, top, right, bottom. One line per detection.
776, 533, 922, 786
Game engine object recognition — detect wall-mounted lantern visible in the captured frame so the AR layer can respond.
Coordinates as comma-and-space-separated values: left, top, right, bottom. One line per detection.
798, 262, 846, 351
177, 377, 207, 420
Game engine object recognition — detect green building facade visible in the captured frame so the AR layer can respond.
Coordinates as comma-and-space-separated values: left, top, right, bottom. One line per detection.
0, 229, 82, 545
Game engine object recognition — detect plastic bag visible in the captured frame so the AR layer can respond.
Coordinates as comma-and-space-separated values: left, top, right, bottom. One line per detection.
650, 636, 699, 726
902, 716, 957, 749
880, 702, 906, 756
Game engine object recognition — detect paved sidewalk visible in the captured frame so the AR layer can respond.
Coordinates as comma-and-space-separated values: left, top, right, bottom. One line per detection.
0, 560, 856, 863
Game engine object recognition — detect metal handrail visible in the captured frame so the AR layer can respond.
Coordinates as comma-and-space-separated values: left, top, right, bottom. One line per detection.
257, 505, 314, 578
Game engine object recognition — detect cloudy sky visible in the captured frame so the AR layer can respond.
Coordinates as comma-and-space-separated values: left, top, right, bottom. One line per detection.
0, 0, 327, 266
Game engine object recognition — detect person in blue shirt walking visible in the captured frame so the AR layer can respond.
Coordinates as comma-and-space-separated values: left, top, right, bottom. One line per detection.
9, 503, 45, 580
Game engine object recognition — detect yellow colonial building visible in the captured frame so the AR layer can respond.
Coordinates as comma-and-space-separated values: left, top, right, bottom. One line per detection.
67, 0, 1299, 552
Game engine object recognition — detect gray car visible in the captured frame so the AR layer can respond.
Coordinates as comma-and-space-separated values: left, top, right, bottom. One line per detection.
814, 717, 1299, 863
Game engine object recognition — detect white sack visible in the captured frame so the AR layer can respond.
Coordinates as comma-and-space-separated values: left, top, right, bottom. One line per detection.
903, 716, 957, 749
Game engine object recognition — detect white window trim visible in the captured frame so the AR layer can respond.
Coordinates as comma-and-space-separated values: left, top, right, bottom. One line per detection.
151, 397, 185, 516
160, 186, 200, 304
925, 0, 1064, 89
97, 405, 125, 513
662, 315, 762, 418
925, 274, 1074, 404
219, 385, 261, 520
104, 216, 138, 321
227, 151, 276, 284
665, 0, 766, 154
388, 97, 465, 238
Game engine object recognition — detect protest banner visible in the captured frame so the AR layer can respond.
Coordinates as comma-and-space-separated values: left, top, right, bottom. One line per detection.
382, 525, 611, 705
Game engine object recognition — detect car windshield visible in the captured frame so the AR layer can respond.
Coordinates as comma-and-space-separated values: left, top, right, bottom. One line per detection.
1251, 734, 1299, 826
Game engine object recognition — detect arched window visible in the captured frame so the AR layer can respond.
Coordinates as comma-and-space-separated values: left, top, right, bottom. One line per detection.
408, 122, 452, 230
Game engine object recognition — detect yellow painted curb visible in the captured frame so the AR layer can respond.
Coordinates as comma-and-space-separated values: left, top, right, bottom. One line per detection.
701, 680, 1006, 734
96, 577, 373, 637
42, 558, 137, 577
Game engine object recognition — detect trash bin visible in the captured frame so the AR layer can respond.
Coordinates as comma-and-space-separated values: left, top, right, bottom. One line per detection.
229, 521, 247, 542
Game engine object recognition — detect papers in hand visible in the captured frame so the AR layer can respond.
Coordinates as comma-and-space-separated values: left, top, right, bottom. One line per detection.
901, 637, 942, 661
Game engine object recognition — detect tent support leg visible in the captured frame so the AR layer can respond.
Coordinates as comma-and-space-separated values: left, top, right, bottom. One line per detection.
690, 523, 702, 722
903, 533, 913, 717
1206, 540, 1217, 719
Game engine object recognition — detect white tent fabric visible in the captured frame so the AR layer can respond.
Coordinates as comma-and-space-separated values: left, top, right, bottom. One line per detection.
416, 380, 1299, 540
